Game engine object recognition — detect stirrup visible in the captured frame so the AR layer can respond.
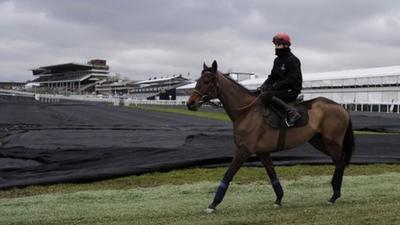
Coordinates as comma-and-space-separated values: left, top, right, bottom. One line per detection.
285, 113, 301, 127
285, 118, 295, 127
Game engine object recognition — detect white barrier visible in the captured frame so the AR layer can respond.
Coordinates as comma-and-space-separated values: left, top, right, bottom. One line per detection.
33, 94, 116, 104
32, 93, 186, 106
123, 99, 187, 106
1, 89, 189, 106
35, 94, 60, 103
0, 89, 34, 97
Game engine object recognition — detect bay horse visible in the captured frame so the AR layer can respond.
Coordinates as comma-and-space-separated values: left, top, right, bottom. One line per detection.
186, 60, 355, 213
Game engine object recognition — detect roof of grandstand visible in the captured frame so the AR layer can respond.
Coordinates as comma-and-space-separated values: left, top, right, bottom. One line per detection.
32, 63, 94, 75
136, 76, 189, 85
304, 65, 400, 81
240, 65, 400, 87
242, 65, 400, 86
176, 82, 195, 89
32, 60, 109, 76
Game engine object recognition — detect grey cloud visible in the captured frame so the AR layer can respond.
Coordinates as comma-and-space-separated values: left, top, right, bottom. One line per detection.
1, 0, 400, 82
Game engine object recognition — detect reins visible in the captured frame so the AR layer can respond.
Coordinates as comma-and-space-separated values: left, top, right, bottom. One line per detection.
232, 94, 262, 112
218, 72, 262, 112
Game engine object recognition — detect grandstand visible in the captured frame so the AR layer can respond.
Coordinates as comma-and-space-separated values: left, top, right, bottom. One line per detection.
129, 75, 191, 100
95, 79, 137, 96
177, 65, 400, 113
95, 74, 191, 100
302, 65, 400, 112
0, 82, 26, 90
30, 59, 111, 94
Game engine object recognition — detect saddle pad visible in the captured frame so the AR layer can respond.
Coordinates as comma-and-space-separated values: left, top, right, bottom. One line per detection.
264, 103, 309, 129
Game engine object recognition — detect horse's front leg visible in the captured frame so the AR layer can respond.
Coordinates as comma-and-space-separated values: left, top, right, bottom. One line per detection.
256, 152, 284, 207
206, 149, 251, 213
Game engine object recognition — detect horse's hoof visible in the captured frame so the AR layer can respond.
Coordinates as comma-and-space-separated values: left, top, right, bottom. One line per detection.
205, 208, 216, 214
327, 200, 335, 205
273, 203, 282, 208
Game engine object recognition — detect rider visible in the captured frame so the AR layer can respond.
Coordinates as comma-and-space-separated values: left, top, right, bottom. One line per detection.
259, 32, 302, 127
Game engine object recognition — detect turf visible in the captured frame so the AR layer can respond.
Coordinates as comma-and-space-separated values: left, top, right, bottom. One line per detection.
1, 169, 399, 225
2, 164, 400, 199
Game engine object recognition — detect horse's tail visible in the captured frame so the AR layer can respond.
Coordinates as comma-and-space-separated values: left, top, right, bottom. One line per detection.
343, 117, 355, 167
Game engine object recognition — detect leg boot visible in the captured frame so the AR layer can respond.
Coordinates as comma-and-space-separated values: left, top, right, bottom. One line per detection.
270, 96, 301, 127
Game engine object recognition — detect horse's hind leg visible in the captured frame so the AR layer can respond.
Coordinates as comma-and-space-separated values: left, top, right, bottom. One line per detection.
309, 135, 345, 204
256, 152, 284, 207
329, 154, 346, 204
206, 149, 251, 213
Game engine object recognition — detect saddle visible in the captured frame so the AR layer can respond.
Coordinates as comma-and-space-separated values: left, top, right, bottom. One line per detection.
263, 96, 309, 129
263, 96, 309, 151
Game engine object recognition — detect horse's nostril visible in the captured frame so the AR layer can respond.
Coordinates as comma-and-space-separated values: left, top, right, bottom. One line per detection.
186, 101, 198, 111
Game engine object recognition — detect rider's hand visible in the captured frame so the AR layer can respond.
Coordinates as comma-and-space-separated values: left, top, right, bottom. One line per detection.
255, 87, 262, 95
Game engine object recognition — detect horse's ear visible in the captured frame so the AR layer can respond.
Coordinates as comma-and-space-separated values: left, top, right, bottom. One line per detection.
203, 62, 208, 70
211, 60, 218, 73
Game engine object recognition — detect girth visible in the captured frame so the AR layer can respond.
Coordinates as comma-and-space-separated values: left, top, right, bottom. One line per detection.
263, 100, 309, 151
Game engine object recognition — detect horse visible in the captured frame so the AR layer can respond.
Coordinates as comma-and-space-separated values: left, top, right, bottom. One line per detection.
186, 60, 355, 213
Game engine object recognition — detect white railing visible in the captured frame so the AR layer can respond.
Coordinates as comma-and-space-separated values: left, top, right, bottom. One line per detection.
34, 94, 115, 104
123, 99, 187, 106
32, 93, 187, 106
0, 89, 35, 97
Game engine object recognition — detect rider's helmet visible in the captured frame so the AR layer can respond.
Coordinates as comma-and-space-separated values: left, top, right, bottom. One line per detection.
272, 32, 291, 46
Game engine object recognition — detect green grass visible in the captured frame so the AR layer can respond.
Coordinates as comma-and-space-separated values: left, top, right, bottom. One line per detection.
2, 164, 400, 199
1, 166, 399, 225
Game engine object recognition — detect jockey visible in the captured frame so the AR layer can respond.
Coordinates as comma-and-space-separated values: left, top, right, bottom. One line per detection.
259, 32, 302, 127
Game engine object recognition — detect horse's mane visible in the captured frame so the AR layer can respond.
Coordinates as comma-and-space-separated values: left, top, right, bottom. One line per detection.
216, 71, 256, 96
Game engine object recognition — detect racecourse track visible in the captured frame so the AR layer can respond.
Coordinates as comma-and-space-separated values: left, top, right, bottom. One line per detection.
0, 95, 399, 189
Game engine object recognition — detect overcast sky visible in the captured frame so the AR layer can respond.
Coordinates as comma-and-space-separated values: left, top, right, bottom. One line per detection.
1, 0, 400, 82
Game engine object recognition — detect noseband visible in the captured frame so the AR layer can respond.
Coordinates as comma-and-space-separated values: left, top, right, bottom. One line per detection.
193, 89, 209, 104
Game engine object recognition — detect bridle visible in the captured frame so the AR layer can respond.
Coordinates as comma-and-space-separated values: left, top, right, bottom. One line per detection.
193, 88, 221, 107
192, 71, 261, 111
192, 71, 220, 105
192, 89, 209, 104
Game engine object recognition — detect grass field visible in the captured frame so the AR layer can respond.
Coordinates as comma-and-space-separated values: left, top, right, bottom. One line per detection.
1, 165, 400, 225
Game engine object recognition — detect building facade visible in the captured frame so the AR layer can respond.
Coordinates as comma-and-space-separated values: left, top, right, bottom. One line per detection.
301, 66, 400, 113
31, 59, 111, 94
95, 75, 191, 100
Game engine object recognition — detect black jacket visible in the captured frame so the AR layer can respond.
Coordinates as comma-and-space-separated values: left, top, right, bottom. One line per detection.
262, 49, 302, 92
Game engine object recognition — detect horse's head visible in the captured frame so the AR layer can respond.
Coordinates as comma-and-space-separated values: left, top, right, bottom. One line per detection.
187, 60, 220, 111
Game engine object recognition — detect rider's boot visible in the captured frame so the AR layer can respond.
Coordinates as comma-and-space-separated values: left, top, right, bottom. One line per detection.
270, 96, 301, 127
